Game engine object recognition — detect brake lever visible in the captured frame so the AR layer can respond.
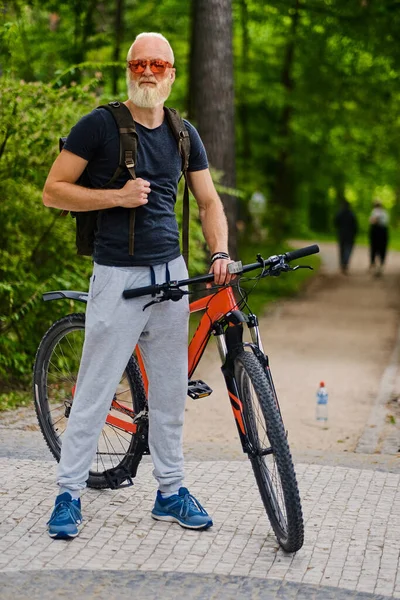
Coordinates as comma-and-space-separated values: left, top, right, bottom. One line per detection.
268, 261, 292, 277
261, 262, 313, 278
292, 265, 313, 271
142, 287, 188, 311
143, 297, 166, 310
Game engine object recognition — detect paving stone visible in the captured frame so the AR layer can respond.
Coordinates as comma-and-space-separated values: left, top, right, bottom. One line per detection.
0, 457, 399, 599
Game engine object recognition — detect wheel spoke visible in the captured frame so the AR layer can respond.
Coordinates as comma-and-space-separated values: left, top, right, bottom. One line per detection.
98, 428, 116, 471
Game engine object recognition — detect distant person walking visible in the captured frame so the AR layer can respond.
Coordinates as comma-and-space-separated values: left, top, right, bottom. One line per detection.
334, 200, 358, 274
369, 200, 389, 276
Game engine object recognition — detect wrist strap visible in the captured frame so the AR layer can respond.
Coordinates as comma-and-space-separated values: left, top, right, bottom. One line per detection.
210, 251, 230, 265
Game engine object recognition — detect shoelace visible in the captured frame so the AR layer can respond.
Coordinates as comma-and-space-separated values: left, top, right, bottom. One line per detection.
47, 500, 82, 525
179, 492, 208, 518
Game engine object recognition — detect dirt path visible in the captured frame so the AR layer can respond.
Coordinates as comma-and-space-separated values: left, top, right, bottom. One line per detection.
184, 242, 400, 460
1, 242, 399, 466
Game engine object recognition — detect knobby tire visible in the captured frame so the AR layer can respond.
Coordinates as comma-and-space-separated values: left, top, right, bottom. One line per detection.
234, 350, 304, 552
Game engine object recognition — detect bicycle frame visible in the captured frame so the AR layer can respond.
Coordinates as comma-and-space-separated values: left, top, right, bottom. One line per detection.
132, 284, 265, 453
39, 245, 317, 546
42, 285, 268, 451
135, 285, 239, 386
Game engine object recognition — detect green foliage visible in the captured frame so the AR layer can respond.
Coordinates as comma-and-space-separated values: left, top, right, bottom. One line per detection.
0, 73, 207, 388
2, 0, 400, 390
233, 0, 400, 238
0, 390, 31, 412
0, 78, 100, 386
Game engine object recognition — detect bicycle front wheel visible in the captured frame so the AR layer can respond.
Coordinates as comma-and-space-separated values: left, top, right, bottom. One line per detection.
234, 349, 304, 552
33, 313, 147, 489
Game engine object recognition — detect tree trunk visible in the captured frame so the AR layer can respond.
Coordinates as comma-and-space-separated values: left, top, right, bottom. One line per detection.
67, 0, 97, 82
238, 0, 251, 171
270, 0, 300, 243
189, 0, 237, 258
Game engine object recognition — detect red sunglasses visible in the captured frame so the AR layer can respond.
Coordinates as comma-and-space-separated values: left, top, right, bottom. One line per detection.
127, 59, 173, 74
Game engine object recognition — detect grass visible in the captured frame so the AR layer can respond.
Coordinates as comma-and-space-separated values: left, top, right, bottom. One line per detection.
0, 390, 32, 412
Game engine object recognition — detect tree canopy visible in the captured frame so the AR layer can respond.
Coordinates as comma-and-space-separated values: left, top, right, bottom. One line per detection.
1, 0, 400, 387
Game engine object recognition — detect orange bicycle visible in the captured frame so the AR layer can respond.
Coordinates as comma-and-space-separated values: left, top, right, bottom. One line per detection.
33, 244, 319, 552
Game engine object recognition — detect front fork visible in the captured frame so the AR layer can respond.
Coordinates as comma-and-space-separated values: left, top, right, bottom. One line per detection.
213, 318, 250, 453
213, 314, 281, 453
248, 315, 281, 417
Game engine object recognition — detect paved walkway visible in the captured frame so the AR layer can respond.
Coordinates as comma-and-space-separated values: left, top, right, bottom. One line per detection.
1, 242, 400, 599
0, 570, 395, 599
1, 456, 399, 598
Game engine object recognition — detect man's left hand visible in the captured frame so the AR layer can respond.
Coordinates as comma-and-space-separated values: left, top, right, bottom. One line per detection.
209, 258, 235, 286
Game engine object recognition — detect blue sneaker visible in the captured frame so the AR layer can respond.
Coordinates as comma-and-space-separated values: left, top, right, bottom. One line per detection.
151, 487, 213, 530
47, 492, 82, 539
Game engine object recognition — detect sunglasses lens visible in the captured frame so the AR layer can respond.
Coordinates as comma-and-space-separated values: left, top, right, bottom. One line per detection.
129, 60, 146, 73
128, 59, 170, 74
150, 60, 167, 73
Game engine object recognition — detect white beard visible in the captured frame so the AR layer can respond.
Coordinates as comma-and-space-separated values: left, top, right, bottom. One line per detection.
127, 74, 172, 108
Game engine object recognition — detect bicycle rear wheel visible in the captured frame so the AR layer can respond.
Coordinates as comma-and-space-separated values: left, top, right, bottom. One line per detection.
33, 313, 147, 489
234, 349, 304, 552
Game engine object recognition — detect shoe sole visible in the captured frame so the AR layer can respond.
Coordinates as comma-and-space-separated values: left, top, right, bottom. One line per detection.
151, 513, 213, 530
48, 521, 82, 540
48, 530, 79, 540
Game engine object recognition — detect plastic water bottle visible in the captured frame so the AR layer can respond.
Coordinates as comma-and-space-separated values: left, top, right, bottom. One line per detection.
316, 381, 328, 422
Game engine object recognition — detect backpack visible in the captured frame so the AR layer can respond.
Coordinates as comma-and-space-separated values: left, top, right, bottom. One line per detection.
60, 101, 191, 265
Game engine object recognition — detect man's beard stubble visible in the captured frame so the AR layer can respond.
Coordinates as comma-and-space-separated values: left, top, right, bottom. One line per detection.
127, 74, 173, 109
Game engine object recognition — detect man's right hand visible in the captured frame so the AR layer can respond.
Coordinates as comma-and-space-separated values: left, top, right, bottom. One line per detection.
43, 150, 151, 212
117, 178, 151, 208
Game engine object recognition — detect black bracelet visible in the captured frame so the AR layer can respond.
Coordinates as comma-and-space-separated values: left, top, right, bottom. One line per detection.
210, 252, 230, 265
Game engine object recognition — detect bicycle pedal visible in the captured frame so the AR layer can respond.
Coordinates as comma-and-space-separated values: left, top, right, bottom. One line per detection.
104, 467, 134, 490
187, 380, 213, 399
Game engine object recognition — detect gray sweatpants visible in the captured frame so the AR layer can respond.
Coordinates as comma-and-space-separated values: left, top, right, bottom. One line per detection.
57, 255, 189, 494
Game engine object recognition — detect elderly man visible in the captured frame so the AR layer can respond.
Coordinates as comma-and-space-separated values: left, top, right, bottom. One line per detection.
43, 32, 231, 538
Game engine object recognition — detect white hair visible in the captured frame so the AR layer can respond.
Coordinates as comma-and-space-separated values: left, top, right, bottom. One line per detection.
127, 32, 174, 64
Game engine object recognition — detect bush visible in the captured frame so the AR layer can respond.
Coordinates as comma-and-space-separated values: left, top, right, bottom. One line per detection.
0, 78, 207, 390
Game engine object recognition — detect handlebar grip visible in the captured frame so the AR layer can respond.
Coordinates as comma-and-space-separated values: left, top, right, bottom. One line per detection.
123, 284, 160, 299
284, 244, 320, 262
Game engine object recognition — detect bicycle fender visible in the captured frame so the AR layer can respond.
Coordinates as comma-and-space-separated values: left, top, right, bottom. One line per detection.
42, 290, 88, 304
225, 322, 244, 362
225, 310, 248, 325
223, 311, 248, 364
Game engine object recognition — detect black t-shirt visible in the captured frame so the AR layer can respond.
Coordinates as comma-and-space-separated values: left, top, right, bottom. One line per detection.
64, 107, 209, 266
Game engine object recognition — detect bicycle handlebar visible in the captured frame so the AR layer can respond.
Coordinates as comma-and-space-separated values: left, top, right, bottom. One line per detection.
122, 244, 320, 300
122, 283, 166, 299
284, 244, 319, 262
